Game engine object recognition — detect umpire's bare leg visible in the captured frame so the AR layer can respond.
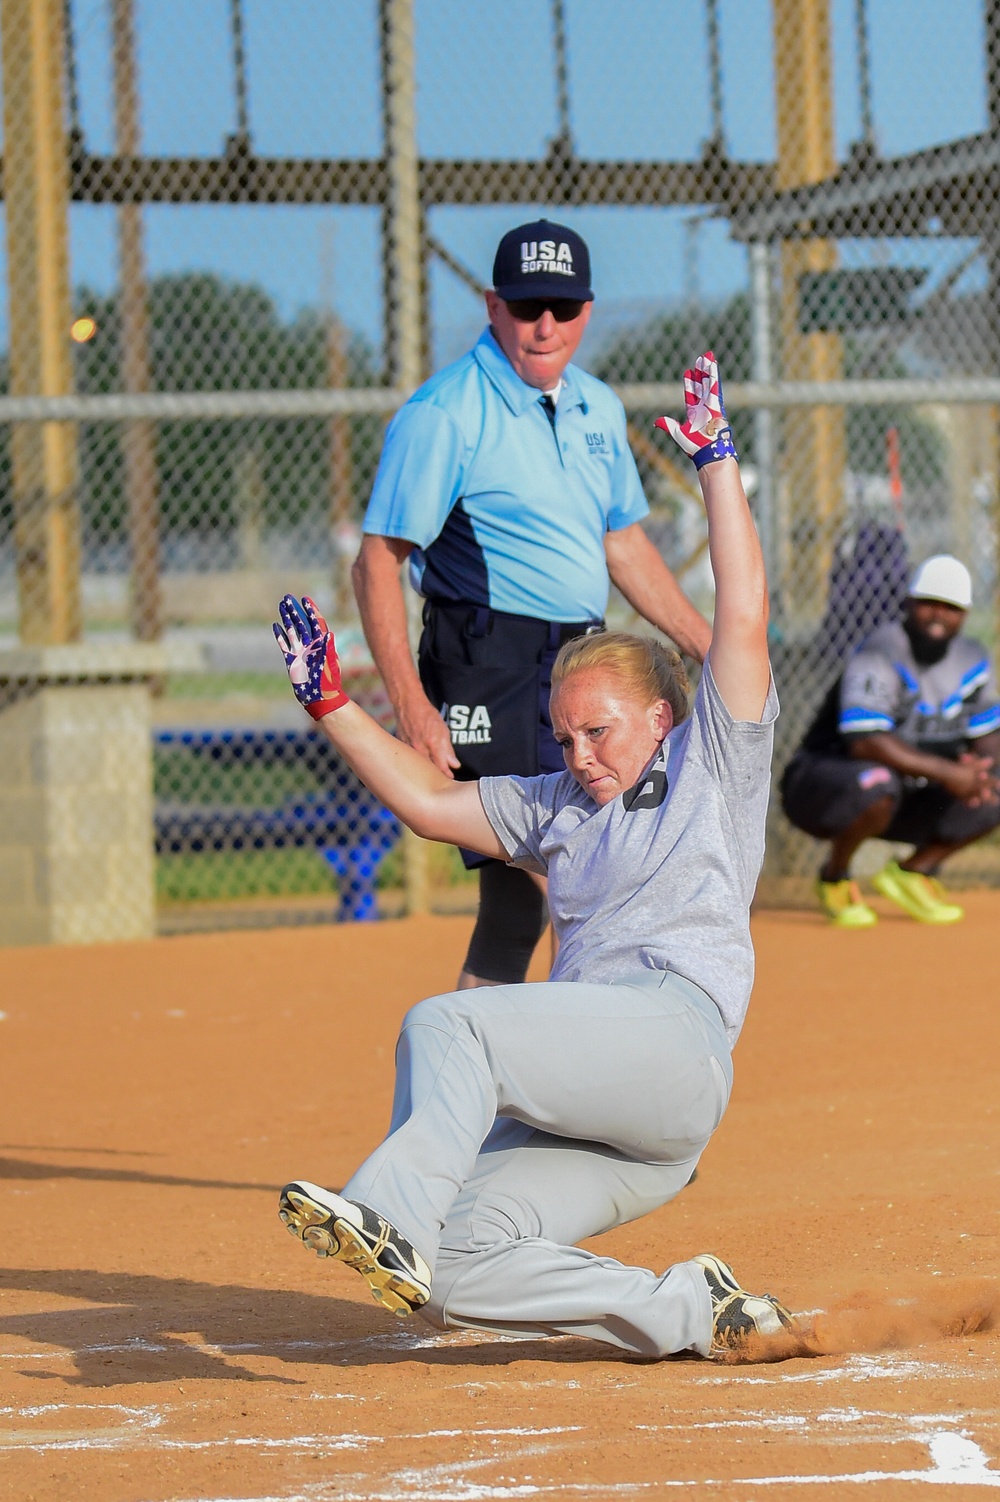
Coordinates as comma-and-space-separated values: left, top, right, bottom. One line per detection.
338, 972, 732, 1358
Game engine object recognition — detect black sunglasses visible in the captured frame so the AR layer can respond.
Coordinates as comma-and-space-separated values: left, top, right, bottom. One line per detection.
504, 298, 587, 324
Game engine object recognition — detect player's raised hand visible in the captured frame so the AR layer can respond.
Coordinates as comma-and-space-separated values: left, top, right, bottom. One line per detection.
655, 351, 739, 470
273, 594, 350, 719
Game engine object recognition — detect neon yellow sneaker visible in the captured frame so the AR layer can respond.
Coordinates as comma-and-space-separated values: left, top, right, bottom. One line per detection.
815, 877, 878, 928
870, 860, 964, 925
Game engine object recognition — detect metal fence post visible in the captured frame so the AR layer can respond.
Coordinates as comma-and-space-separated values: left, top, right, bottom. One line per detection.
1, 0, 82, 644
984, 0, 1000, 662
112, 0, 163, 642
773, 0, 846, 638
380, 0, 430, 916
322, 223, 356, 621
379, 0, 422, 395
749, 242, 777, 603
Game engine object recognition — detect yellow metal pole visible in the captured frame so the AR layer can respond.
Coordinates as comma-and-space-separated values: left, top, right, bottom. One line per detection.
112, 0, 162, 641
773, 0, 845, 632
327, 311, 355, 620
380, 0, 430, 916
1, 0, 82, 643
321, 223, 354, 621
379, 0, 422, 395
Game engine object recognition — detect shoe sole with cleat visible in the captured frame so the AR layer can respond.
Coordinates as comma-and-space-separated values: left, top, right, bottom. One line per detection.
279, 1181, 430, 1318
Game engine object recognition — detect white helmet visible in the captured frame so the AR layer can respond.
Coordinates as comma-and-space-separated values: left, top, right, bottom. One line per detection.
908, 554, 972, 610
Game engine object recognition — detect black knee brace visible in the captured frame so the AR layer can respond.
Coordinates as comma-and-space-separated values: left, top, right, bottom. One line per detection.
463, 860, 548, 984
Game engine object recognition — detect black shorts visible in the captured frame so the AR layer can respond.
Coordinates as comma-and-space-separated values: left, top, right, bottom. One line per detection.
780, 751, 1000, 847
418, 601, 603, 867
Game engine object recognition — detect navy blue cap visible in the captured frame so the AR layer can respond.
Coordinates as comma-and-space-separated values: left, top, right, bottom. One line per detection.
492, 218, 594, 303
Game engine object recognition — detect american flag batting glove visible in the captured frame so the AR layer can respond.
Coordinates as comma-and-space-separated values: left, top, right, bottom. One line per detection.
655, 351, 739, 470
273, 594, 350, 719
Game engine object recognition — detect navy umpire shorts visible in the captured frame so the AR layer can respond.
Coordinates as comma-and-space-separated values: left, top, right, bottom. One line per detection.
780, 750, 1000, 847
418, 600, 603, 869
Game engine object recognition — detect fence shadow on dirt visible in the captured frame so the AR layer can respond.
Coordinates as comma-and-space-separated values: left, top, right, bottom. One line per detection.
0, 1266, 620, 1388
0, 1154, 272, 1194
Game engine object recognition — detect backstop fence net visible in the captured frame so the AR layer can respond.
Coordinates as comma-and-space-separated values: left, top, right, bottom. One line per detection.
2, 0, 1000, 937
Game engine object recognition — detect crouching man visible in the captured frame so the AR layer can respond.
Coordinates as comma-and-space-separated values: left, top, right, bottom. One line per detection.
781, 555, 1000, 927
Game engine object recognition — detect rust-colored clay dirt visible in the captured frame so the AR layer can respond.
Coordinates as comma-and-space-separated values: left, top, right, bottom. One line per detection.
0, 895, 998, 1500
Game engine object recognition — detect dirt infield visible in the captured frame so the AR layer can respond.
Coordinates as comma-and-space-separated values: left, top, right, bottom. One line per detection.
1, 895, 998, 1501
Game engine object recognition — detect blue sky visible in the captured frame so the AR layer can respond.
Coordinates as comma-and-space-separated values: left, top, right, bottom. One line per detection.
0, 0, 990, 366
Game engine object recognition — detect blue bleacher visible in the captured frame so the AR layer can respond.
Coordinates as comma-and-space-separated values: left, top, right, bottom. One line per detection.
154, 727, 401, 921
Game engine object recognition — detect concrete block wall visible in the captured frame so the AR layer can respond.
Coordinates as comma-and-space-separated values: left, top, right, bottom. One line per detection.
0, 683, 155, 944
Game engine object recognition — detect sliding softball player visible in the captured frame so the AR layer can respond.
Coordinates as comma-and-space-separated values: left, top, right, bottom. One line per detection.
273, 353, 797, 1363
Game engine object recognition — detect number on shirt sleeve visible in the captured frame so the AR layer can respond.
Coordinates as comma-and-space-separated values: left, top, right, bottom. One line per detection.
839, 649, 900, 736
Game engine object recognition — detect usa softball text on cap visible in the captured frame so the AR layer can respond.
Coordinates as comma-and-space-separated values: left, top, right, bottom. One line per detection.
519, 238, 577, 276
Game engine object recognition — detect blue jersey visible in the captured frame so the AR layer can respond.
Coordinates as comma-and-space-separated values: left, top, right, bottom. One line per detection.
361, 328, 649, 622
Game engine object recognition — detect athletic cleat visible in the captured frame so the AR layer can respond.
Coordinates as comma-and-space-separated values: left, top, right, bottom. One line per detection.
871, 860, 963, 925
815, 876, 878, 929
278, 1181, 432, 1318
694, 1253, 795, 1361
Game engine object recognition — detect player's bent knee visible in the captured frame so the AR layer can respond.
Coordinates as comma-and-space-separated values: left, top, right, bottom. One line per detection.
940, 795, 1000, 843
975, 796, 1000, 833
781, 754, 903, 839
400, 992, 464, 1035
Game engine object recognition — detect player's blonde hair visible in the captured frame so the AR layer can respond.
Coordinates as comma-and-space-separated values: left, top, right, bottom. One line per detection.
551, 631, 691, 725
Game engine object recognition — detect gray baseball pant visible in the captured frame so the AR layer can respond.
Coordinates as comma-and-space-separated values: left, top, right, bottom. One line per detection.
341, 970, 733, 1359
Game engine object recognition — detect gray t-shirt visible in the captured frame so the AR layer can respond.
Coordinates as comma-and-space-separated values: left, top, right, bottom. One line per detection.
478, 661, 778, 1045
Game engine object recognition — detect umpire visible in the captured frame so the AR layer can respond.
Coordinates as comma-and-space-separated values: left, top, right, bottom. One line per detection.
353, 218, 710, 987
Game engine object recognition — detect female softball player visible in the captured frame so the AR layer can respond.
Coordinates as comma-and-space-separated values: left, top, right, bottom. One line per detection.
272, 353, 797, 1362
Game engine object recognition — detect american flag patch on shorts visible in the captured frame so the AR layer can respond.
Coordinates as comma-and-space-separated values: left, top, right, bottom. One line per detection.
858, 766, 893, 790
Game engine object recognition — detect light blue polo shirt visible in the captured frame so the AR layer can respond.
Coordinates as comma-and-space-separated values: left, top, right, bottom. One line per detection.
361, 327, 649, 622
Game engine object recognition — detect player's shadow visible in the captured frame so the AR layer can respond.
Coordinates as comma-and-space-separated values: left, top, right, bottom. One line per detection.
0, 1266, 615, 1388
0, 1155, 270, 1193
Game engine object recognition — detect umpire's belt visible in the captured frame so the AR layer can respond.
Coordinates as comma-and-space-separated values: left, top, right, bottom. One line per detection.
418, 599, 605, 769
422, 600, 605, 652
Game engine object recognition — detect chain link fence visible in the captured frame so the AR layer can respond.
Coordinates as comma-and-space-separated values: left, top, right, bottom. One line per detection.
1, 0, 999, 939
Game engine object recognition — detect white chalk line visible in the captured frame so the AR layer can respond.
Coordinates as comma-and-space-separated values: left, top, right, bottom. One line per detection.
5, 1398, 999, 1501
146, 1430, 1000, 1501
0, 1337, 991, 1391
0, 1325, 505, 1361
0, 1402, 581, 1455
697, 1350, 989, 1386
0, 1401, 164, 1451
186, 1431, 1000, 1499
3, 1355, 998, 1494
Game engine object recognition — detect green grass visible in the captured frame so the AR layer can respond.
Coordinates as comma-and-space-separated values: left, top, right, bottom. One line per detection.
155, 828, 475, 907
154, 733, 477, 907
157, 849, 337, 904
154, 747, 328, 808
375, 841, 475, 892
164, 672, 291, 699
